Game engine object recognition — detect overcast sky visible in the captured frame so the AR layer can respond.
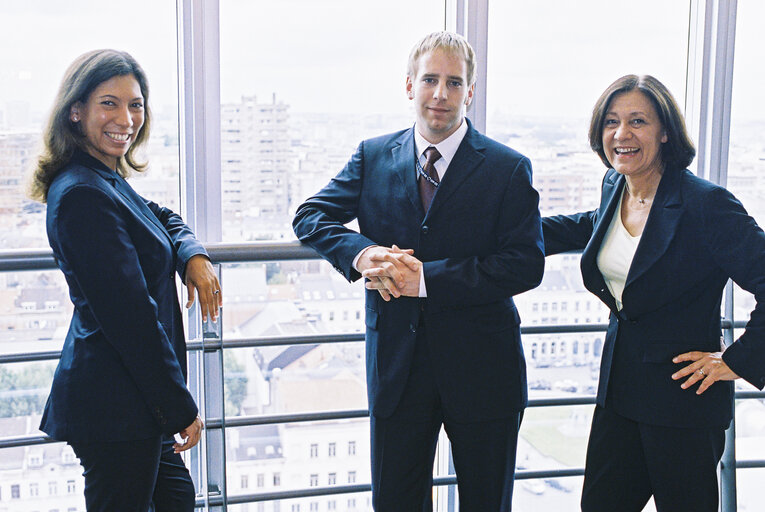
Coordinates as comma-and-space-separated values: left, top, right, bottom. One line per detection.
0, 0, 762, 124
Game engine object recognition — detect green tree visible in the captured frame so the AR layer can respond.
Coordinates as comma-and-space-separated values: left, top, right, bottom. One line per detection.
0, 362, 56, 418
224, 351, 248, 417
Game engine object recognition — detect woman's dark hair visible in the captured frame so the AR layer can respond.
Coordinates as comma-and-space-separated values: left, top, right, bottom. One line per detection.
588, 74, 695, 170
30, 49, 151, 202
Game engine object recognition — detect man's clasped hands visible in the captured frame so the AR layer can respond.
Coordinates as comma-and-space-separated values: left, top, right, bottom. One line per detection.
357, 245, 422, 301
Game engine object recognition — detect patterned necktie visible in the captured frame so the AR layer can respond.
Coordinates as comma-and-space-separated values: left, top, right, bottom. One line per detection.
418, 146, 441, 212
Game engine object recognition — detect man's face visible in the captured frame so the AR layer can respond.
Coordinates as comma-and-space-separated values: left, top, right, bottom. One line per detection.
406, 48, 474, 144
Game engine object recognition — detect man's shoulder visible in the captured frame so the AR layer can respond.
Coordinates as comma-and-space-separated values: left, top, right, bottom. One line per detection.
361, 127, 412, 149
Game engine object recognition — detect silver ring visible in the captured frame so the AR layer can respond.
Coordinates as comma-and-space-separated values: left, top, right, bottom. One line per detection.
213, 290, 220, 295
697, 368, 706, 376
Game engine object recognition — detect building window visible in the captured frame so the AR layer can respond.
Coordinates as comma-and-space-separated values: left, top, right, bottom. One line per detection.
257, 473, 264, 487
30, 483, 39, 496
28, 453, 43, 467
310, 443, 318, 458
291, 505, 300, 512
328, 472, 336, 485
310, 503, 319, 512
61, 446, 76, 464
67, 480, 76, 494
49, 481, 57, 496
348, 471, 356, 484
347, 498, 356, 509
241, 474, 249, 489
348, 441, 356, 456
328, 442, 336, 457
328, 501, 336, 511
11, 484, 20, 499
273, 473, 281, 486
309, 474, 318, 487
257, 503, 265, 512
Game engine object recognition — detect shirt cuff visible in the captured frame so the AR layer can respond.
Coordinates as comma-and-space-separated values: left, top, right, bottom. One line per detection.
352, 245, 377, 271
418, 267, 427, 297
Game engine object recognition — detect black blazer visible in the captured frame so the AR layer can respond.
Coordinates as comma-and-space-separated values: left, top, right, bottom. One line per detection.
293, 120, 545, 421
41, 151, 205, 442
543, 167, 765, 428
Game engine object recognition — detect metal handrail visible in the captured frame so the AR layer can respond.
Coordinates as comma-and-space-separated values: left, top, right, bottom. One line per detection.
3, 242, 764, 510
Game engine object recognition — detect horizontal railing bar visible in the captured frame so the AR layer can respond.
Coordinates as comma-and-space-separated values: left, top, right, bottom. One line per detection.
0, 434, 57, 449
207, 409, 370, 429
199, 467, 585, 506
0, 351, 64, 364
0, 248, 57, 271
734, 391, 765, 399
6, 387, 763, 450
6, 317, 752, 364
735, 459, 765, 469
0, 242, 319, 272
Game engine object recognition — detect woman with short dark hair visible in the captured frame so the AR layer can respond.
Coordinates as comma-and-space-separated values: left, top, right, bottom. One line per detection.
32, 49, 222, 511
543, 74, 765, 511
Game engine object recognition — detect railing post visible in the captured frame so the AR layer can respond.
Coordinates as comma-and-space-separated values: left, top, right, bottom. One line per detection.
720, 279, 737, 512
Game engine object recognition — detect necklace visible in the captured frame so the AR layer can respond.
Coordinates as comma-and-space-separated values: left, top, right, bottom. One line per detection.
625, 184, 651, 205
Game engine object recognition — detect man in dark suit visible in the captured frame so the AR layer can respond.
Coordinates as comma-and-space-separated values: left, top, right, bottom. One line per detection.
293, 31, 544, 511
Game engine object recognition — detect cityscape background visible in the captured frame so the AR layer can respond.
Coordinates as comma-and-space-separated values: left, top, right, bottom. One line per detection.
1, 0, 764, 511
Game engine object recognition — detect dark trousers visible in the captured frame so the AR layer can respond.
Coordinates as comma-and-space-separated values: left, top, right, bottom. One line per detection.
70, 435, 195, 512
582, 405, 725, 512
370, 330, 522, 512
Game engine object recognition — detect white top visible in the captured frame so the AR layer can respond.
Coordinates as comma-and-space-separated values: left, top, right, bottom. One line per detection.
596, 189, 641, 310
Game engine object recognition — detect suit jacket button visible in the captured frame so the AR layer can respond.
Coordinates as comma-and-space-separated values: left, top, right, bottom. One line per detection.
169, 272, 174, 279
421, 225, 429, 235
410, 324, 416, 333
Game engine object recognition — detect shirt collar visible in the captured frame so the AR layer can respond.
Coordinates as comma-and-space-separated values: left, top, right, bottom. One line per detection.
413, 118, 468, 169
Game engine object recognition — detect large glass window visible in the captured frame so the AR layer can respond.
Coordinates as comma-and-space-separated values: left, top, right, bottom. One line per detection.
0, 2, 180, 509
219, 0, 445, 242
487, 3, 690, 510
218, 2, 445, 505
727, 1, 765, 506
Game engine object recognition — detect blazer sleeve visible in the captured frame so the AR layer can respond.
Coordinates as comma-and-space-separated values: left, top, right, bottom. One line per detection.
52, 184, 198, 434
701, 187, 765, 389
292, 141, 377, 281
143, 197, 208, 280
422, 157, 545, 306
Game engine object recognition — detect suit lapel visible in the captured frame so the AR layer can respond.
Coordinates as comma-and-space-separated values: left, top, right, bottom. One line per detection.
425, 123, 485, 220
624, 168, 683, 287
390, 127, 422, 215
581, 171, 623, 283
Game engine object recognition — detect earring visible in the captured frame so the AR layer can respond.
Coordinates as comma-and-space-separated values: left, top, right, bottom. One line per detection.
72, 115, 79, 122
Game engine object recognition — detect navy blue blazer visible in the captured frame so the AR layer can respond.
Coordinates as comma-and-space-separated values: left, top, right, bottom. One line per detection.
40, 151, 205, 443
293, 121, 545, 421
543, 167, 765, 428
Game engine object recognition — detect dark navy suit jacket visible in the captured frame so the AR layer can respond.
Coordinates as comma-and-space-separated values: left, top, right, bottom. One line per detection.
543, 167, 765, 428
40, 151, 205, 442
293, 121, 545, 421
